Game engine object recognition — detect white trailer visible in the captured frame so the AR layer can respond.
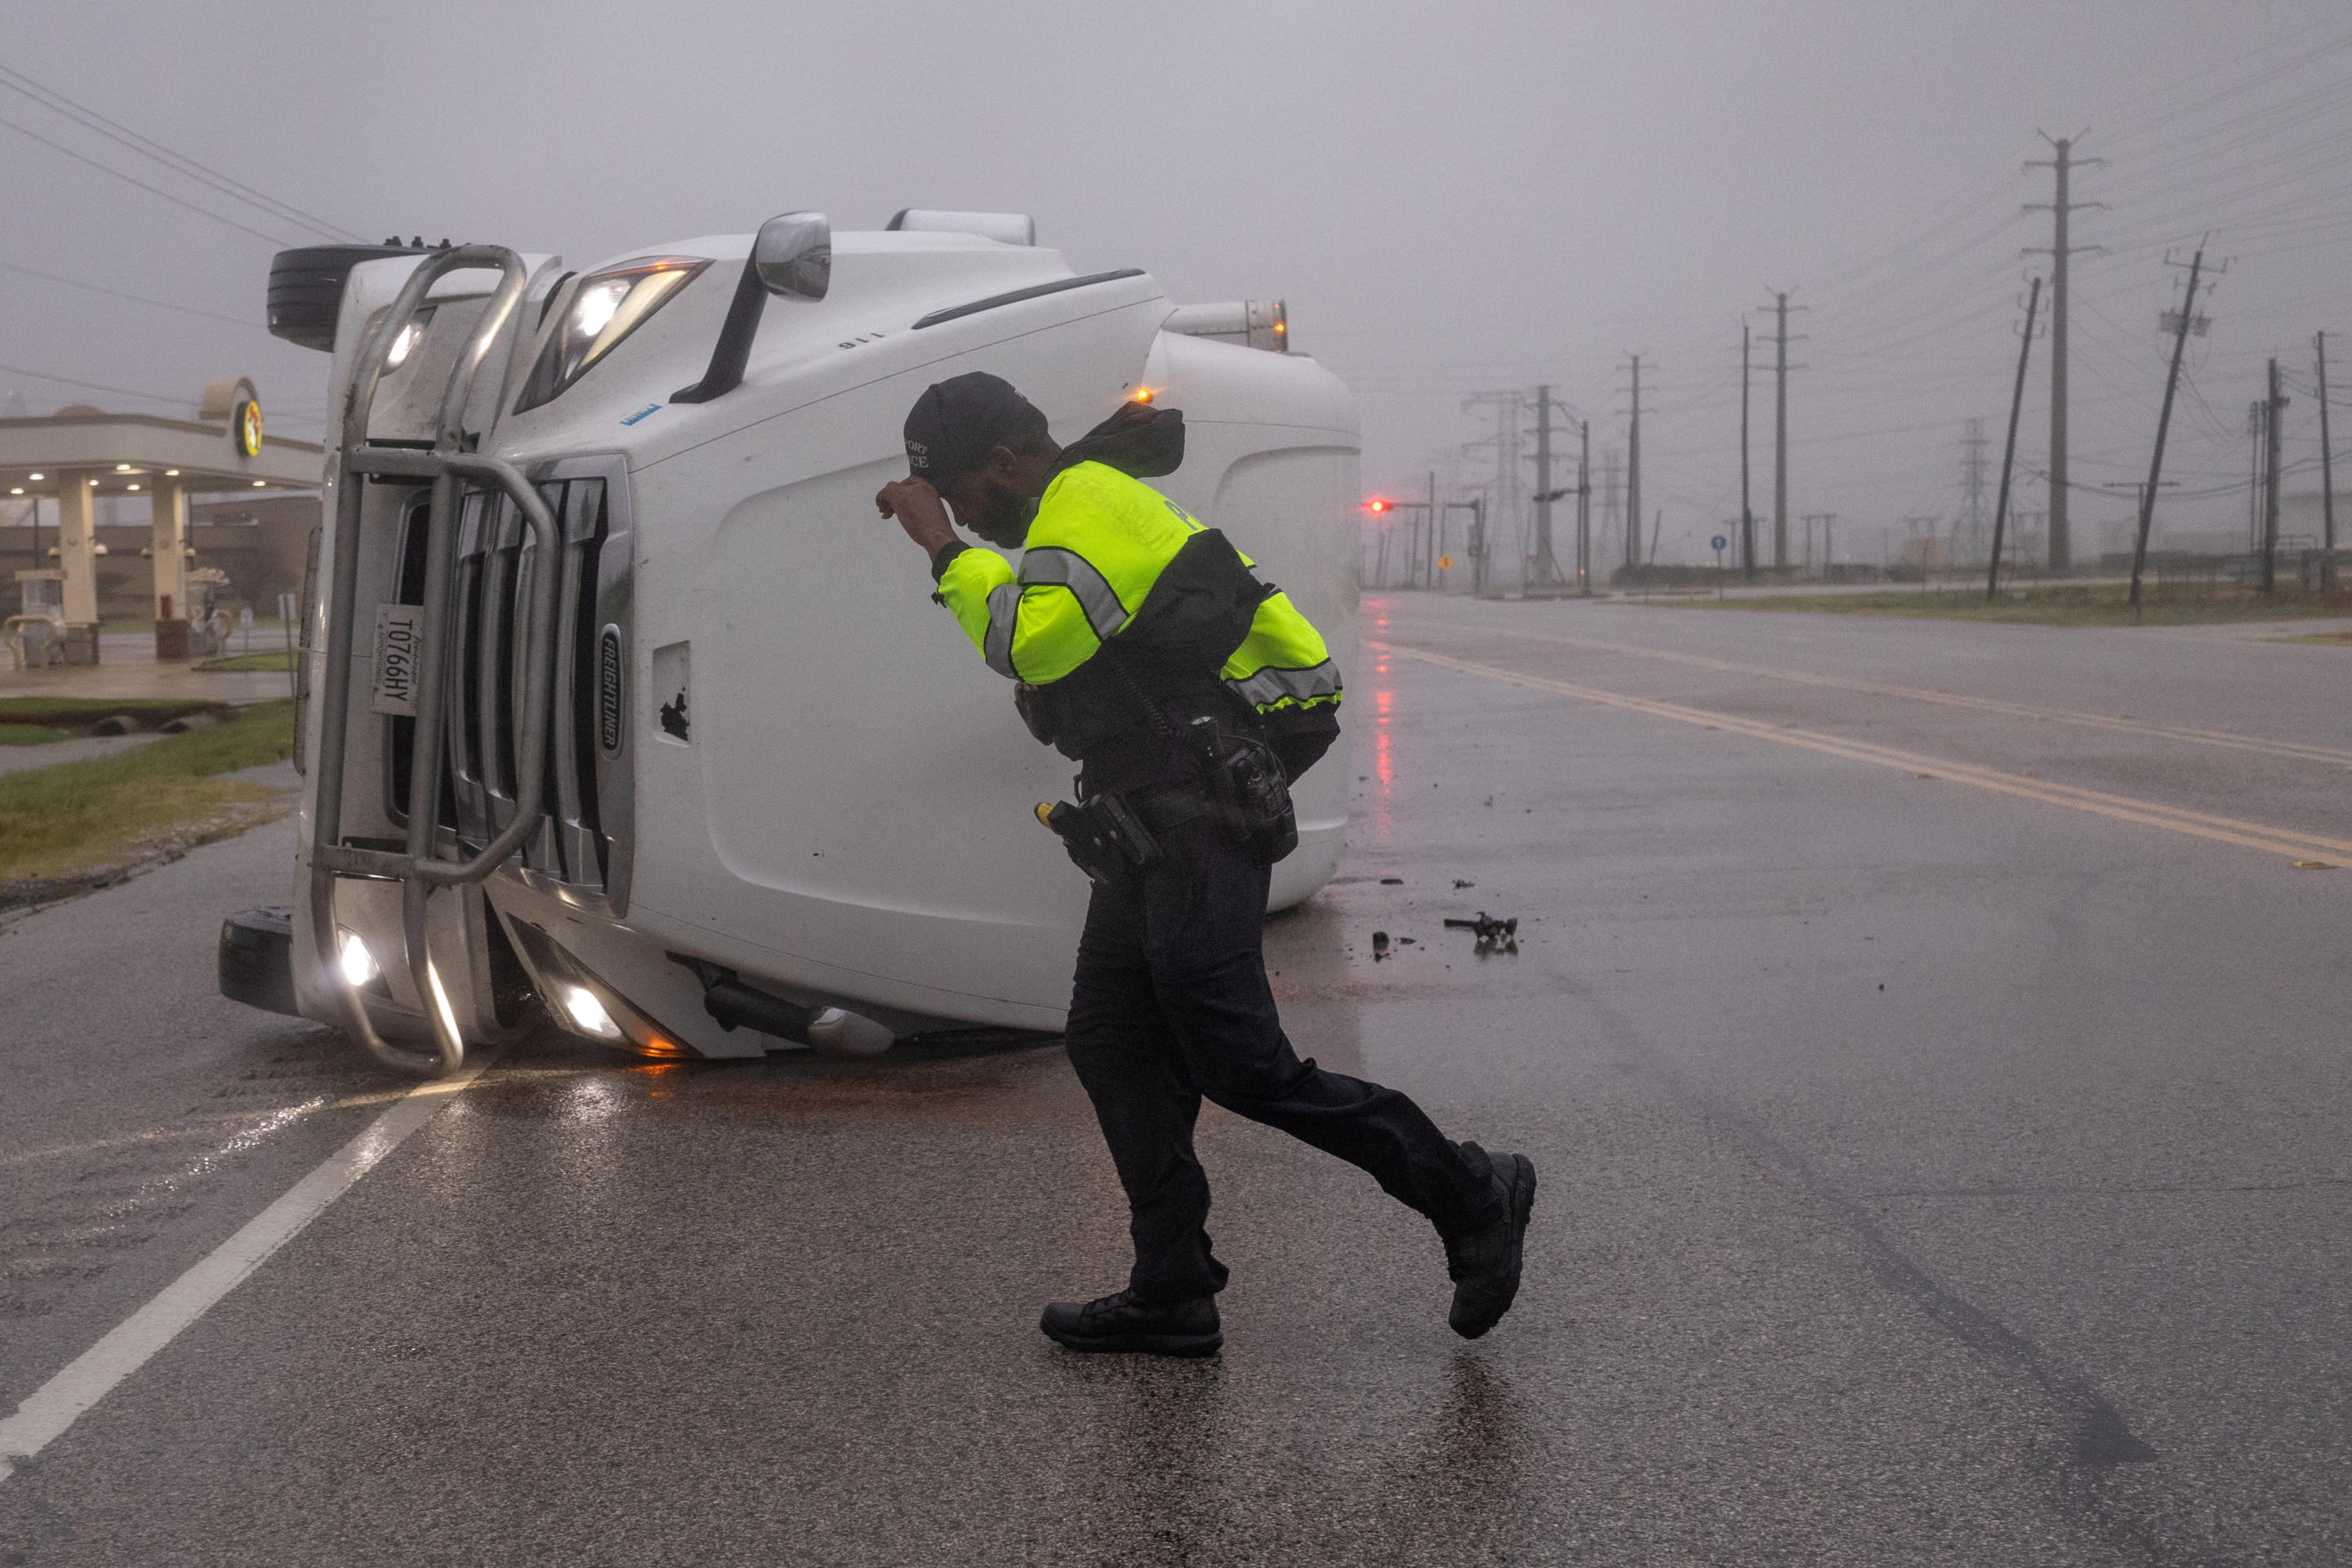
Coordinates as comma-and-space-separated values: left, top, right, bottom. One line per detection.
221, 212, 1360, 1075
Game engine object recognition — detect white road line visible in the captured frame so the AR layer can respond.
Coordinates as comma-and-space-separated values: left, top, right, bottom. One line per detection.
0, 1060, 490, 1481
1459, 622, 2352, 767
1381, 641, 2352, 869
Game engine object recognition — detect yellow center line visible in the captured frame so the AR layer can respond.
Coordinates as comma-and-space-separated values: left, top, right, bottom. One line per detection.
1453, 622, 2352, 768
1378, 640, 2352, 868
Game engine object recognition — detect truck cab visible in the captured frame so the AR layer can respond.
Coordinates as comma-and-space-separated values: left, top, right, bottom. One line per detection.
234, 212, 1360, 1074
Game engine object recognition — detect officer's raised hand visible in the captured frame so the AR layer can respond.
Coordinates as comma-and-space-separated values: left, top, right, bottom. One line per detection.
875, 475, 957, 555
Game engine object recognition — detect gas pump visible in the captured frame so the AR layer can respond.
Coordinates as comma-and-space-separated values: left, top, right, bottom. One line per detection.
7, 570, 65, 669
185, 568, 233, 657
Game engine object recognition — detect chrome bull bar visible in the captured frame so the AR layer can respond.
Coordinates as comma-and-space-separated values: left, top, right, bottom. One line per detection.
308, 246, 558, 1076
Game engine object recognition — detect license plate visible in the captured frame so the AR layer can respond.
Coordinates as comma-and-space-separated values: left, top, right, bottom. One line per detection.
370, 604, 425, 716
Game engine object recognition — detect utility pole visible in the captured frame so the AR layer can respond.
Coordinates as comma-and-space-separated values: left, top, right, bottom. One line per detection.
1425, 470, 1437, 589
1759, 291, 1805, 567
2319, 332, 2337, 555
1624, 354, 1643, 573
2129, 247, 2207, 608
1740, 322, 1756, 581
1526, 388, 1584, 590
1577, 419, 1592, 596
1775, 297, 1788, 567
1601, 445, 1621, 581
1987, 276, 2042, 600
2263, 358, 2287, 591
2249, 401, 2267, 549
2028, 131, 2103, 574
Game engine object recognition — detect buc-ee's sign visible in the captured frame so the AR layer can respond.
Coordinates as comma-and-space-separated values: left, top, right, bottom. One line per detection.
231, 394, 263, 457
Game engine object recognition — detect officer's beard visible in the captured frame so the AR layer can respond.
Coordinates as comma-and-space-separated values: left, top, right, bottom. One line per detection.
964, 478, 1040, 550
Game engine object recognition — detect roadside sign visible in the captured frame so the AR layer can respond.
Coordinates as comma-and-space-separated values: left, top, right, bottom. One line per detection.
1437, 554, 1454, 571
1710, 535, 1728, 552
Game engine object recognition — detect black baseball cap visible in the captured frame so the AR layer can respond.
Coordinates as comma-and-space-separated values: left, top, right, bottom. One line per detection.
902, 372, 1048, 490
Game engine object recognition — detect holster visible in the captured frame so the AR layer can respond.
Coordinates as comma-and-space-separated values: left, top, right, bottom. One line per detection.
1036, 793, 1163, 890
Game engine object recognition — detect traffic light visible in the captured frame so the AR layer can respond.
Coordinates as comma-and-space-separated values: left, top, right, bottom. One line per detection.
1365, 497, 1390, 514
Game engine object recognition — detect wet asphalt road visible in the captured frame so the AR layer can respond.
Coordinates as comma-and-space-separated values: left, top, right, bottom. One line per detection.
2, 594, 2349, 1565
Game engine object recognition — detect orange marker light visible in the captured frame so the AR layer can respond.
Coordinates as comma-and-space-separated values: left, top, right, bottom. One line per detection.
1131, 387, 1155, 403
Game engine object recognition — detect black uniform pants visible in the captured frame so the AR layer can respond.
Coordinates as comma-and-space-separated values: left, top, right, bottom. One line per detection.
1063, 814, 1503, 1305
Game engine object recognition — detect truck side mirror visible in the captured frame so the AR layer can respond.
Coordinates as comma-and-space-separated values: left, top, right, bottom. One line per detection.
753, 212, 830, 301
673, 211, 831, 403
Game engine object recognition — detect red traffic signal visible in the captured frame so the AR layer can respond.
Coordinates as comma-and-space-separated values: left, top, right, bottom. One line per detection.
1365, 497, 1390, 513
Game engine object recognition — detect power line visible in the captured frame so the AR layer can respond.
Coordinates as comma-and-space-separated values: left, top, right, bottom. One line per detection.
0, 360, 323, 428
0, 65, 359, 243
0, 260, 263, 329
0, 111, 301, 247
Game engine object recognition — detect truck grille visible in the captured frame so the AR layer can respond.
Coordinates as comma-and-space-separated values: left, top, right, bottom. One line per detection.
385, 474, 624, 894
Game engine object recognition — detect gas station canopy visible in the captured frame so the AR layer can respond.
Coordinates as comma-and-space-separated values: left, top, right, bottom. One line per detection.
0, 381, 324, 639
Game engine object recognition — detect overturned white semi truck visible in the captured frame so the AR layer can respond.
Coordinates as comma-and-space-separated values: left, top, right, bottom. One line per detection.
218, 211, 1361, 1075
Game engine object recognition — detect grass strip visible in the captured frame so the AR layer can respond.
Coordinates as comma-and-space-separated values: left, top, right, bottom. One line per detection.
1649, 582, 2352, 627
0, 724, 70, 746
0, 699, 296, 880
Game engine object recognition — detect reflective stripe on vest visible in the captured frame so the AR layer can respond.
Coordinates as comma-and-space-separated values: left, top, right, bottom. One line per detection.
1018, 546, 1129, 642
982, 581, 1022, 677
1226, 658, 1343, 710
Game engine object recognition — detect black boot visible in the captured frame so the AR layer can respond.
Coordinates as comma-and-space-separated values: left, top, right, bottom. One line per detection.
1443, 1144, 1538, 1339
1040, 1290, 1223, 1357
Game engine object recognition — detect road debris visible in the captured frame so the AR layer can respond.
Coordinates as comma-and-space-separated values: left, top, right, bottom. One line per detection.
1444, 911, 1519, 953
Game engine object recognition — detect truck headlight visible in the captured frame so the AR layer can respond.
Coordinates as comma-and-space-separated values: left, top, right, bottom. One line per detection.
559, 983, 623, 1040
338, 929, 381, 987
515, 256, 709, 412
384, 310, 433, 369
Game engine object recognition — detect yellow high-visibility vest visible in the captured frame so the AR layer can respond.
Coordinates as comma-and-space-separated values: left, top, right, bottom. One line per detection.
935, 461, 1343, 722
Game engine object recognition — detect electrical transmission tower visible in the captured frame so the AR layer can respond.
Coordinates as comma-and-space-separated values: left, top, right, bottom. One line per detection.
1960, 419, 1989, 564
1801, 513, 1838, 574
1463, 390, 1528, 591
2027, 131, 2104, 573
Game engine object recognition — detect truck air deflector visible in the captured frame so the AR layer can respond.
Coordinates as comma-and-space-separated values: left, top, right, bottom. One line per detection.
911, 269, 1147, 331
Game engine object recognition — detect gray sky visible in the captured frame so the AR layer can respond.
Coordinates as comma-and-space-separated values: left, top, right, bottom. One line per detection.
6, 1, 2348, 563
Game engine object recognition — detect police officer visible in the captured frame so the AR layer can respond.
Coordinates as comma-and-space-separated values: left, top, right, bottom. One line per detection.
876, 372, 1536, 1356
